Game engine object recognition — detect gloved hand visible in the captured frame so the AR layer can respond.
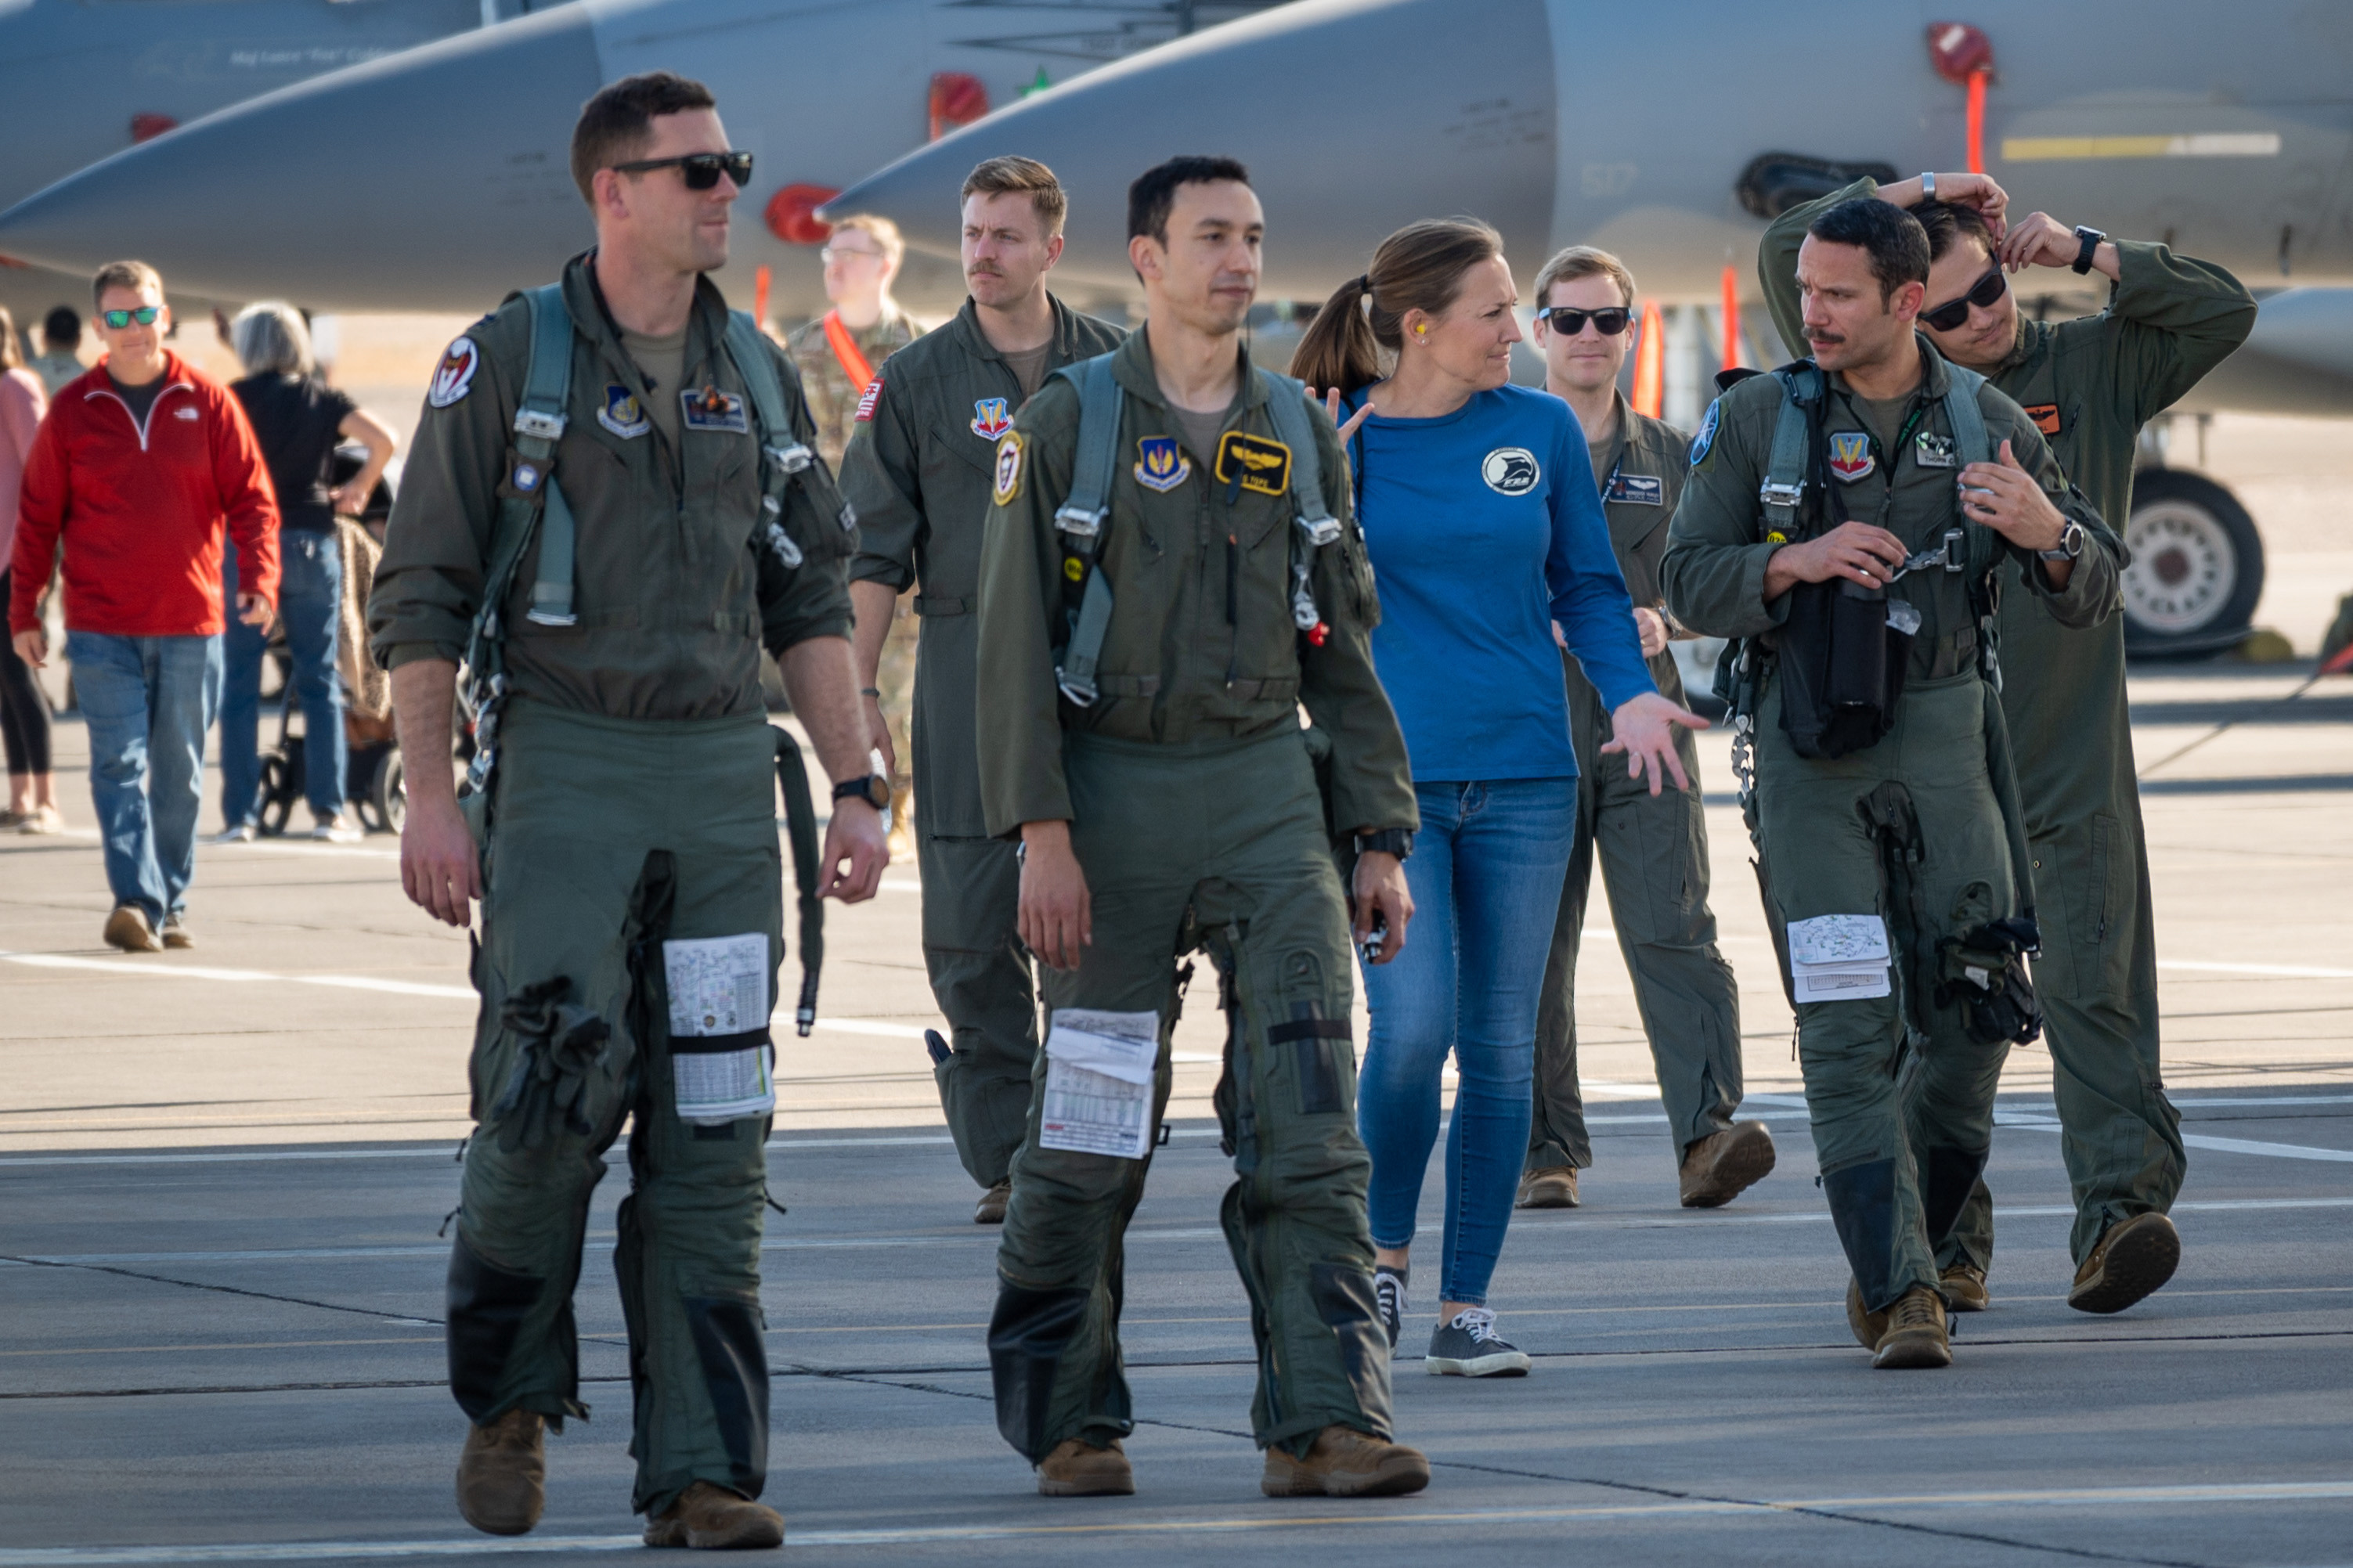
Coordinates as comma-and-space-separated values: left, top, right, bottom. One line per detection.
489, 978, 613, 1152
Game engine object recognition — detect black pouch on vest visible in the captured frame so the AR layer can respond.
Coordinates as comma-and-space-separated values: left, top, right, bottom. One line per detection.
1777, 579, 1913, 759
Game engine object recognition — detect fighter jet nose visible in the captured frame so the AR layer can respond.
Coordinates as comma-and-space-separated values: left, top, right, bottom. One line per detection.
0, 4, 604, 312
827, 0, 1557, 301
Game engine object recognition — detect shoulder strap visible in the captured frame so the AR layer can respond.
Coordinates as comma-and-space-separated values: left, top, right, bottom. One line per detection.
727, 309, 818, 571
1258, 367, 1343, 633
1760, 364, 1820, 536
1046, 353, 1124, 707
1940, 359, 1992, 469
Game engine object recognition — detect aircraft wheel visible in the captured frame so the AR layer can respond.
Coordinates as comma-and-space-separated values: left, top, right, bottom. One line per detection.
2121, 469, 2265, 661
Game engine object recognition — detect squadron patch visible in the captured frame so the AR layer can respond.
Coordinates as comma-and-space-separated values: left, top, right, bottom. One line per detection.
992, 430, 1025, 506
1828, 431, 1875, 482
1481, 445, 1539, 496
682, 385, 749, 434
1214, 431, 1292, 496
1689, 398, 1720, 467
1133, 434, 1191, 492
1604, 471, 1664, 506
427, 336, 480, 409
2023, 402, 2062, 436
1914, 431, 1957, 469
854, 377, 884, 423
598, 384, 651, 438
970, 396, 1013, 440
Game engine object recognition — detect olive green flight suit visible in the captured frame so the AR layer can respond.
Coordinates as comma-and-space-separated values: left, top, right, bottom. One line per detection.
1661, 342, 2120, 1311
369, 254, 855, 1516
841, 297, 1125, 1191
1528, 390, 1745, 1173
1762, 182, 2254, 1267
974, 328, 1416, 1459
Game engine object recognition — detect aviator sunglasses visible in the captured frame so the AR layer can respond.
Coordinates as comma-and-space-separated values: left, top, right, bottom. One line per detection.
612, 150, 754, 190
1921, 265, 2008, 333
99, 306, 162, 329
1536, 305, 1633, 337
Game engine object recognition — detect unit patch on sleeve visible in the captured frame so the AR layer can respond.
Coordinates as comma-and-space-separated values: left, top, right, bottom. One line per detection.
681, 384, 750, 434
970, 396, 1013, 440
1214, 430, 1292, 496
1828, 431, 1875, 482
992, 430, 1025, 506
426, 336, 480, 409
598, 384, 651, 438
1604, 471, 1663, 505
2023, 403, 2062, 437
854, 377, 884, 423
1133, 434, 1192, 492
1688, 398, 1720, 467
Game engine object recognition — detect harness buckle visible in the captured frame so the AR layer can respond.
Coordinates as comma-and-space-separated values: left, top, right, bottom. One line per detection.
1758, 479, 1806, 509
1053, 504, 1106, 539
523, 608, 578, 628
766, 521, 804, 570
1295, 514, 1342, 549
1055, 666, 1099, 707
767, 443, 814, 474
512, 409, 566, 442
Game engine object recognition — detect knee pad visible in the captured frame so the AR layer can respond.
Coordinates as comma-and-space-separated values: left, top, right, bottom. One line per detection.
1821, 1157, 1900, 1313
446, 1232, 550, 1423
987, 1281, 1092, 1462
1920, 1144, 1991, 1250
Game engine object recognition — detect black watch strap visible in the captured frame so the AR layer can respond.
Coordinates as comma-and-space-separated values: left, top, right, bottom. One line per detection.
832, 774, 890, 810
2072, 226, 2106, 276
1355, 828, 1414, 861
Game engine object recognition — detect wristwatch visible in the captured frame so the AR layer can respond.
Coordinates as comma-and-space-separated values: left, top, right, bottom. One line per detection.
832, 774, 890, 811
2071, 226, 2107, 276
1918, 171, 1936, 202
2037, 521, 2086, 562
1355, 828, 1414, 862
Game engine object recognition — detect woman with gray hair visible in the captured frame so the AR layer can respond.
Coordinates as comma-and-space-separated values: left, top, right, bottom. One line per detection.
218, 301, 398, 842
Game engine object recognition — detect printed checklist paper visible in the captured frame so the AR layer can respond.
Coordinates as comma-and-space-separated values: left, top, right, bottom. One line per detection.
1787, 914, 1893, 1003
1040, 1007, 1160, 1160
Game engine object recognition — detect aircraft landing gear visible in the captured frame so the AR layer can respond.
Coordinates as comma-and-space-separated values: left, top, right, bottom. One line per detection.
2121, 467, 2266, 661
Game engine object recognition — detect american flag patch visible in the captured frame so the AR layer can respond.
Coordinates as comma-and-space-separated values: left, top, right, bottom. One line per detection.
854, 377, 884, 422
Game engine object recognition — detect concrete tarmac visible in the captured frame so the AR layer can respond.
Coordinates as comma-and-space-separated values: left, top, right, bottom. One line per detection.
4, 661, 2351, 1565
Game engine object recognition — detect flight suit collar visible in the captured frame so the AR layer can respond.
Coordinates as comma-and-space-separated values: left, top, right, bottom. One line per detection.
561, 250, 732, 395
1823, 332, 1950, 408
946, 293, 1107, 371
1107, 323, 1264, 416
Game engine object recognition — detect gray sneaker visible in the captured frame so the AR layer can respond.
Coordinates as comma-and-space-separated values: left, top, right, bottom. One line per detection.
1373, 1266, 1408, 1350
1426, 1307, 1530, 1378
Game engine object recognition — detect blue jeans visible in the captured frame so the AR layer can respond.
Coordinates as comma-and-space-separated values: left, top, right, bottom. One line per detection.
1359, 777, 1576, 1305
65, 629, 222, 921
222, 534, 345, 826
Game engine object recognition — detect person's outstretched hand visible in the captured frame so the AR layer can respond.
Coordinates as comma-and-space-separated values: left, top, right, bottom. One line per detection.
1600, 692, 1710, 796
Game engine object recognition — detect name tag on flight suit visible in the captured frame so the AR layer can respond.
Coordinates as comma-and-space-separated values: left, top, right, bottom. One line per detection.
1214, 431, 1291, 496
681, 385, 750, 434
1604, 471, 1664, 505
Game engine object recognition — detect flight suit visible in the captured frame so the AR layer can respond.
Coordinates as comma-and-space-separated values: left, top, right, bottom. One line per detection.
1762, 182, 2254, 1267
1527, 390, 1746, 1173
1660, 341, 2119, 1313
369, 255, 855, 1517
974, 329, 1416, 1460
841, 296, 1125, 1191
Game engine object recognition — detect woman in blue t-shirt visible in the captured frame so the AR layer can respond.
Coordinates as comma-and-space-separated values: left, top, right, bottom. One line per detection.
1293, 219, 1705, 1376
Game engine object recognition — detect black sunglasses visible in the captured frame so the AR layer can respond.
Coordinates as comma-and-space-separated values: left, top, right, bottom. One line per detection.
1536, 305, 1633, 337
1922, 265, 2008, 333
612, 150, 754, 191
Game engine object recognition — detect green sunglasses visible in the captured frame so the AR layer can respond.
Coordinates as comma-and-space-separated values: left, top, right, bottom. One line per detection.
100, 306, 162, 329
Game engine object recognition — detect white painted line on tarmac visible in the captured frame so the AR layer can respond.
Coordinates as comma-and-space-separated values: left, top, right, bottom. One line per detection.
1998, 1110, 2353, 1163
2, 1479, 2348, 1560
2159, 959, 2353, 979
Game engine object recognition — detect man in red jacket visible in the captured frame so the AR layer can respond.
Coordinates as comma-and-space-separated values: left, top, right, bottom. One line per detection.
9, 260, 280, 952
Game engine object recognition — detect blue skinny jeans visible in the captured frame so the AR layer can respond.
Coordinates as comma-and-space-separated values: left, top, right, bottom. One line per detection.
1359, 776, 1575, 1306
221, 533, 346, 826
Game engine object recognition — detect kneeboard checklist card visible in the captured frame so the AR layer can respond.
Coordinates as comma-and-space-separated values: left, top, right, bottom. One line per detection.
1787, 914, 1893, 1004
664, 933, 776, 1124
1040, 1007, 1159, 1160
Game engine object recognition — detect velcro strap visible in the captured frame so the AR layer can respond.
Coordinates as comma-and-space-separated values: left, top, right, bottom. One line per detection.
1265, 1018, 1352, 1044
670, 1027, 773, 1055
914, 594, 969, 617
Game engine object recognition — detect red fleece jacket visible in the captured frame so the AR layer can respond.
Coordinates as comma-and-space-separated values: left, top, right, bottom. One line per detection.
9, 351, 280, 637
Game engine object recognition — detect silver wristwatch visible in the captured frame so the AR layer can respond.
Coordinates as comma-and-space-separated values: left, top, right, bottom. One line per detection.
2037, 521, 2085, 562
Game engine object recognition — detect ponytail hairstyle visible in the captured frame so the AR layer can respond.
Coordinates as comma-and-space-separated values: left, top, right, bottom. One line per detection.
1289, 217, 1505, 397
0, 308, 20, 372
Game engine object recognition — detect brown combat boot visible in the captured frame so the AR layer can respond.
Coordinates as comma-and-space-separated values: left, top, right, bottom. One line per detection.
2068, 1213, 2181, 1314
1036, 1436, 1134, 1496
454, 1408, 544, 1536
1871, 1285, 1952, 1370
641, 1481, 784, 1548
1677, 1123, 1776, 1208
1261, 1425, 1430, 1498
974, 1178, 1011, 1225
1940, 1261, 1990, 1312
1515, 1166, 1580, 1209
1843, 1277, 1887, 1350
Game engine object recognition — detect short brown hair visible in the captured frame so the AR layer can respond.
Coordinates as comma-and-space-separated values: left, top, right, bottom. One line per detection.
1532, 245, 1636, 311
828, 214, 904, 268
1908, 200, 1998, 266
1290, 218, 1503, 397
569, 70, 716, 204
960, 156, 1069, 236
92, 259, 163, 309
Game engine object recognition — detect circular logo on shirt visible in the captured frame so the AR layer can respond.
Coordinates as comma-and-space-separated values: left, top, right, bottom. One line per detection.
1481, 446, 1539, 496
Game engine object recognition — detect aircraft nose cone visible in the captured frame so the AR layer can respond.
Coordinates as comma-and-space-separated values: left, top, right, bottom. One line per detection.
826, 0, 1556, 300
0, 5, 604, 312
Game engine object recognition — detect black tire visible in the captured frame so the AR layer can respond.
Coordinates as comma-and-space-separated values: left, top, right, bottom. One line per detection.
373, 745, 406, 837
2121, 469, 2265, 661
256, 755, 296, 838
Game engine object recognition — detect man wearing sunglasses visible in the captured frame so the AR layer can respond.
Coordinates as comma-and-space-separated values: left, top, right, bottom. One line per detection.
1759, 171, 2255, 1320
370, 70, 885, 1548
1517, 246, 1767, 1216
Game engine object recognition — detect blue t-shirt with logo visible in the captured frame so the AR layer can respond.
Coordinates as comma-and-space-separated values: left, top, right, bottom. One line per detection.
1346, 382, 1654, 781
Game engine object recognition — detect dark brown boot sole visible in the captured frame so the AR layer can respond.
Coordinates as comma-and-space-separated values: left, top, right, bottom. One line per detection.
1680, 1123, 1776, 1208
1872, 1326, 1953, 1369
1262, 1450, 1431, 1498
1516, 1172, 1579, 1209
2069, 1214, 2181, 1314
1038, 1468, 1135, 1498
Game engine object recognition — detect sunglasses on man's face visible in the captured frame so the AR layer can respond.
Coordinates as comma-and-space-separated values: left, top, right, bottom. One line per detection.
1536, 305, 1633, 337
1921, 265, 2008, 333
99, 307, 161, 329
612, 150, 754, 191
